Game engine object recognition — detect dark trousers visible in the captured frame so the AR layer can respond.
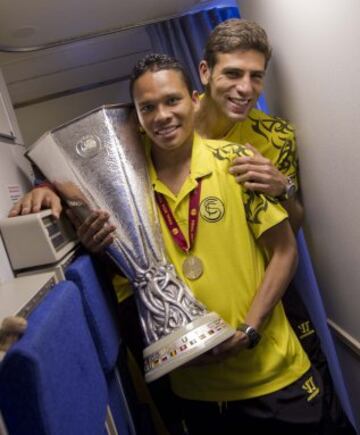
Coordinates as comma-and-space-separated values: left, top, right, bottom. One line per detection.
180, 367, 323, 435
181, 401, 356, 435
181, 401, 321, 435
179, 367, 356, 435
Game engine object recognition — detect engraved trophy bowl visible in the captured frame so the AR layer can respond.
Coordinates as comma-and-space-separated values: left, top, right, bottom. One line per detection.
26, 104, 235, 382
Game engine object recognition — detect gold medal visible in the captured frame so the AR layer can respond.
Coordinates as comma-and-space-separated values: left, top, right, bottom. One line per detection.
182, 255, 204, 280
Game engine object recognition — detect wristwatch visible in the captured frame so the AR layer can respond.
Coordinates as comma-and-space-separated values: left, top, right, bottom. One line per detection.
238, 323, 261, 349
277, 176, 297, 202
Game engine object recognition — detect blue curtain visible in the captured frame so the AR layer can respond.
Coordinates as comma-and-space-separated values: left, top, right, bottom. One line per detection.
146, 6, 240, 91
146, 6, 355, 426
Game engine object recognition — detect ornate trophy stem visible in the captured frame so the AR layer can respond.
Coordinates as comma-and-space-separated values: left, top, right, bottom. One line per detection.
26, 104, 235, 382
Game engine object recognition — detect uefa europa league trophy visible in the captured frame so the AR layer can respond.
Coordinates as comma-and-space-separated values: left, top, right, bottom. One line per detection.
26, 104, 235, 382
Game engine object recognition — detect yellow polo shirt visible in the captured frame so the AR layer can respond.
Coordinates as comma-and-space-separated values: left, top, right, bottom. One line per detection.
113, 133, 310, 401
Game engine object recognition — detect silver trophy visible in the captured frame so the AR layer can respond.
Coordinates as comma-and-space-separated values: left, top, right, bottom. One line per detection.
26, 104, 235, 382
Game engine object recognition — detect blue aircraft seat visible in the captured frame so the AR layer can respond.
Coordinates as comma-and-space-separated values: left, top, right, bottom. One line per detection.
65, 254, 141, 435
0, 280, 108, 435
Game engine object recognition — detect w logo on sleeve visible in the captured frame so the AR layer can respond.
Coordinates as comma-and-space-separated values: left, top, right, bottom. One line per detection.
302, 375, 320, 402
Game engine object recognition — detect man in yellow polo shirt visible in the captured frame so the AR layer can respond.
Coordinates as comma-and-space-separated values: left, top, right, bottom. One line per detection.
194, 25, 358, 435
80, 53, 326, 434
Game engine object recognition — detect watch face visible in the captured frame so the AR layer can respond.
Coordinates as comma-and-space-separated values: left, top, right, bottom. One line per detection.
248, 329, 261, 348
286, 181, 297, 199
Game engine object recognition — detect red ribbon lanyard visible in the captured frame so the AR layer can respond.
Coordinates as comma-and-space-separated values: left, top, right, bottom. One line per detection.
155, 180, 202, 254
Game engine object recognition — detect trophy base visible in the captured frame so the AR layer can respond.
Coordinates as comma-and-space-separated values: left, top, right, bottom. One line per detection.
143, 312, 236, 383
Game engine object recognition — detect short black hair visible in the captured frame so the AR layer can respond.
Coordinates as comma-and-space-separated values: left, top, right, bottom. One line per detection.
129, 53, 193, 100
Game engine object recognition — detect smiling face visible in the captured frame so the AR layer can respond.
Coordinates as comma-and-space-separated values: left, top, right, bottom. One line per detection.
133, 69, 199, 154
200, 49, 266, 123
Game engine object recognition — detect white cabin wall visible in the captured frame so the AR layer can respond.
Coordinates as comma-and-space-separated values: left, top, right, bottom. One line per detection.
1, 27, 152, 145
237, 0, 360, 427
0, 70, 33, 283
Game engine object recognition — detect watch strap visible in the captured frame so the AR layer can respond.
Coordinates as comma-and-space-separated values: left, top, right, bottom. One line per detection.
277, 176, 296, 201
